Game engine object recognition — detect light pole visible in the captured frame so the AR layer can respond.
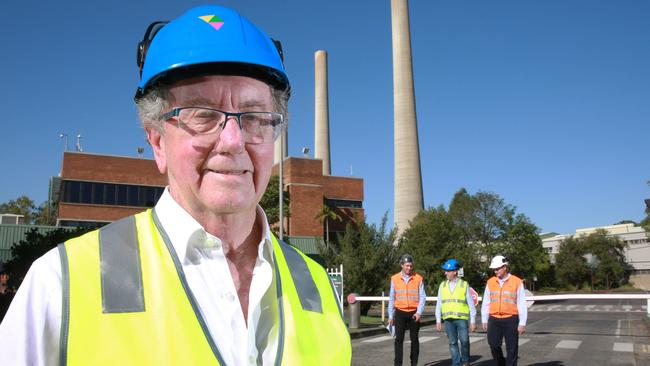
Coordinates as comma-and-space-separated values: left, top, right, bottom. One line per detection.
59, 133, 68, 151
278, 130, 284, 240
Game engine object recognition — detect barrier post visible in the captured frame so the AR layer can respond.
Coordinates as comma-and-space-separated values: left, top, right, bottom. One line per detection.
381, 291, 385, 323
348, 293, 360, 329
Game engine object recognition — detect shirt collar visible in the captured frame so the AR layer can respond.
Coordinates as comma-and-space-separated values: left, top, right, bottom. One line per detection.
153, 188, 275, 265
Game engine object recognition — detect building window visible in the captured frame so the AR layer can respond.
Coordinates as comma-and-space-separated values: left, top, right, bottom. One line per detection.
325, 198, 363, 209
61, 180, 164, 208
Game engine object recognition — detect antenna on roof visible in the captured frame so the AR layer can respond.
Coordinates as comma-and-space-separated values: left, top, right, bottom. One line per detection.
75, 134, 83, 152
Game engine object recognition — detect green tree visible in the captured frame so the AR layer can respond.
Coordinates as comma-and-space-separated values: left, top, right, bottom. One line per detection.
259, 175, 290, 230
314, 204, 341, 247
448, 189, 516, 263
399, 206, 475, 293
498, 214, 550, 285
401, 189, 547, 292
584, 229, 628, 289
555, 236, 589, 289
3, 227, 91, 291
33, 201, 58, 226
321, 214, 397, 315
0, 196, 36, 224
642, 181, 650, 231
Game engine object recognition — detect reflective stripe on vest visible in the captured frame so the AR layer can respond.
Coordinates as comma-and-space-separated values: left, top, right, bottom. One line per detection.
59, 210, 351, 365
392, 273, 423, 312
439, 279, 469, 320
487, 275, 522, 318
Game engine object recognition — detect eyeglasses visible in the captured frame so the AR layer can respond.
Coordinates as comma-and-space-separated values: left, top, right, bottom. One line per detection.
162, 107, 284, 144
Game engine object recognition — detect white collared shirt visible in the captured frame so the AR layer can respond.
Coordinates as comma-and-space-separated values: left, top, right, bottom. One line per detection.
0, 189, 279, 366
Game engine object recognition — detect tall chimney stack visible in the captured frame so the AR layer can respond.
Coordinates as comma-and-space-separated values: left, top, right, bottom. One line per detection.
391, 0, 423, 234
314, 50, 331, 175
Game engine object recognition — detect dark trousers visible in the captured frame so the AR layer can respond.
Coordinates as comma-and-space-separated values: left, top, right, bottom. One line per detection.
487, 315, 519, 366
394, 309, 420, 366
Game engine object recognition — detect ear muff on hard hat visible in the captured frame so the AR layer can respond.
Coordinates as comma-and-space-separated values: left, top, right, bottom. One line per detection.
134, 5, 290, 101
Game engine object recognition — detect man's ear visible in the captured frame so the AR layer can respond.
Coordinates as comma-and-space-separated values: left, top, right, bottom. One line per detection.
146, 127, 167, 174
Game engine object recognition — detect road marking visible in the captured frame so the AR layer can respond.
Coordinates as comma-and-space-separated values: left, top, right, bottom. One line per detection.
362, 335, 393, 343
405, 336, 438, 344
566, 305, 578, 310
518, 338, 530, 346
613, 342, 634, 352
556, 340, 581, 349
470, 336, 483, 343
616, 320, 621, 338
585, 304, 596, 310
547, 305, 562, 310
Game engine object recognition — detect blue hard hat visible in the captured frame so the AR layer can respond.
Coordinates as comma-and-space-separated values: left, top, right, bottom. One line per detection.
135, 5, 290, 100
441, 259, 459, 271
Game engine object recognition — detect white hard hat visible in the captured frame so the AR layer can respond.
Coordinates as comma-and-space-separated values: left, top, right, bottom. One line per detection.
489, 255, 508, 269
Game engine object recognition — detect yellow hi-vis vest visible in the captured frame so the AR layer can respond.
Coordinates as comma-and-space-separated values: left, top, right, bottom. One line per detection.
57, 209, 351, 365
439, 279, 470, 320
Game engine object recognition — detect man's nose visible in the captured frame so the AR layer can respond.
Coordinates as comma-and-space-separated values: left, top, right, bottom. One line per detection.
216, 116, 245, 152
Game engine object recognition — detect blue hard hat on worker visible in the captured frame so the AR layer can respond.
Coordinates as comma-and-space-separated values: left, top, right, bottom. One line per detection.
134, 4, 290, 100
441, 259, 460, 271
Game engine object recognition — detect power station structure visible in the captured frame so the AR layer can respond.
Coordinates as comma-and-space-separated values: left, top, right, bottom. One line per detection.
391, 0, 424, 234
314, 50, 332, 176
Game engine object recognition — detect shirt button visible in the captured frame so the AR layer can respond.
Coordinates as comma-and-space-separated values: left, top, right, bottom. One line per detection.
249, 356, 256, 364
224, 292, 235, 301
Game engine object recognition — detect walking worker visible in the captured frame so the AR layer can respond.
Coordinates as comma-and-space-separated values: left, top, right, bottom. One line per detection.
481, 255, 527, 366
435, 259, 476, 366
0, 4, 351, 365
388, 254, 426, 366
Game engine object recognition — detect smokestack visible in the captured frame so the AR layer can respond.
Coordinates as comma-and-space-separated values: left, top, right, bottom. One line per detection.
314, 50, 331, 175
391, 0, 423, 234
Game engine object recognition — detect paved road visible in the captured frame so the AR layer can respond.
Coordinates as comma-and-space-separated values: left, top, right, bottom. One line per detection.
351, 300, 650, 366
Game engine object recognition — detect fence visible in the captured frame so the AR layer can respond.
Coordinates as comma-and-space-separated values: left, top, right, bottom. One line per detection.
346, 293, 650, 328
327, 265, 344, 314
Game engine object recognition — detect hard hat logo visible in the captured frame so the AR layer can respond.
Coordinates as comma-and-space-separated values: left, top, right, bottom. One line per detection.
198, 15, 225, 31
134, 5, 290, 101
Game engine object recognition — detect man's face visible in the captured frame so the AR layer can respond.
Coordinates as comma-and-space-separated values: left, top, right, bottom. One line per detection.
444, 270, 457, 281
401, 262, 413, 275
148, 75, 275, 220
493, 265, 508, 279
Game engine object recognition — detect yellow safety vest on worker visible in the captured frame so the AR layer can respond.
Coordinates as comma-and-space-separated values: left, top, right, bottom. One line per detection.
439, 279, 470, 320
57, 209, 351, 365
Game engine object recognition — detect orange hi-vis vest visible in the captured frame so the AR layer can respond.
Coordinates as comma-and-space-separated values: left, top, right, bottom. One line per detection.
392, 272, 423, 312
487, 274, 522, 318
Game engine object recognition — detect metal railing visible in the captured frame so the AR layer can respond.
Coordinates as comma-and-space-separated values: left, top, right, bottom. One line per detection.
346, 293, 650, 329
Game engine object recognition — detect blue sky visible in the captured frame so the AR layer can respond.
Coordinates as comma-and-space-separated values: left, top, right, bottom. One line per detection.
0, 0, 648, 234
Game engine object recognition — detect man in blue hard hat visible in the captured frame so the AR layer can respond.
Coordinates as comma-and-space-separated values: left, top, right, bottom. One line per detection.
0, 5, 351, 365
435, 259, 477, 366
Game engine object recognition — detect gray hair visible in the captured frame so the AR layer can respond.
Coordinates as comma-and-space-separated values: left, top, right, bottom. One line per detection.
136, 83, 290, 132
